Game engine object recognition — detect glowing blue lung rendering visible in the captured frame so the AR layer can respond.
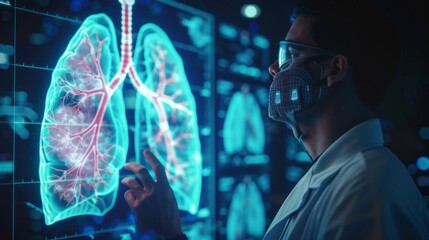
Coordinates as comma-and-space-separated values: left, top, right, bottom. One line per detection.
39, 14, 128, 225
133, 23, 202, 214
226, 178, 266, 239
223, 85, 265, 154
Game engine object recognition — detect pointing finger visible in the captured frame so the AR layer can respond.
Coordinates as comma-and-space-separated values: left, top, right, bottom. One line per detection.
123, 162, 154, 191
121, 177, 143, 191
143, 150, 169, 186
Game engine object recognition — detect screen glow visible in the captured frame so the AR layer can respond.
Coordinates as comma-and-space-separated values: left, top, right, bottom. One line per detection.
39, 0, 202, 225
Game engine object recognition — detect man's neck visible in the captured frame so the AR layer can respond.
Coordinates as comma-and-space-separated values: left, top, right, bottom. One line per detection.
299, 101, 375, 160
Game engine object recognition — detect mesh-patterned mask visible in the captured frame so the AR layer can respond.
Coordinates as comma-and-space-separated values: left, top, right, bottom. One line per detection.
268, 64, 326, 121
268, 41, 336, 122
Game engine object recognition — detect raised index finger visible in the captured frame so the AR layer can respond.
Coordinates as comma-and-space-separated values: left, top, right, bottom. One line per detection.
143, 149, 169, 185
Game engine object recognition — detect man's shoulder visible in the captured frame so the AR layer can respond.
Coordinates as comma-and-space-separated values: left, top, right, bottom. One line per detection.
337, 145, 403, 180
331, 146, 420, 200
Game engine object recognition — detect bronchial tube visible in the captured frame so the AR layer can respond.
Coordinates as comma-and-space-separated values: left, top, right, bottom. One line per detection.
119, 0, 134, 73
39, 14, 128, 225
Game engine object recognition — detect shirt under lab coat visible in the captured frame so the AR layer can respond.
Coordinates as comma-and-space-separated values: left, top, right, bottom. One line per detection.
264, 118, 429, 240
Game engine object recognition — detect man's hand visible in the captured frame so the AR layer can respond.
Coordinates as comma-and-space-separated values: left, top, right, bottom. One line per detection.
121, 150, 183, 238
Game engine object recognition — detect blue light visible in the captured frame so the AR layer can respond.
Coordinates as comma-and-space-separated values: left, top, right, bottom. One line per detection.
216, 79, 234, 94
291, 89, 298, 101
241, 4, 261, 19
416, 156, 429, 171
197, 207, 210, 218
0, 161, 13, 174
295, 151, 311, 163
275, 91, 281, 104
286, 166, 304, 182
253, 35, 269, 49
219, 23, 237, 39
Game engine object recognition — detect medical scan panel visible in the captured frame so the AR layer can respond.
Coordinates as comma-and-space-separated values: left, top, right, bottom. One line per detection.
134, 24, 203, 214
226, 177, 266, 240
39, 14, 128, 225
223, 84, 265, 155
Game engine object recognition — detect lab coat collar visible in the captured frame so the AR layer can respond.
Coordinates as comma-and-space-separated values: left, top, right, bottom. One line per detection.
264, 118, 384, 239
309, 118, 384, 189
264, 169, 313, 238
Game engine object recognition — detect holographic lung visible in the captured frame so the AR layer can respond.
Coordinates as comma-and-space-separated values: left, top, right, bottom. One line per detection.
39, 14, 128, 225
134, 24, 202, 214
226, 178, 266, 240
39, 0, 203, 224
223, 84, 265, 154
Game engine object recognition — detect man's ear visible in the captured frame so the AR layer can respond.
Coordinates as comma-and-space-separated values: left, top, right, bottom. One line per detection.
327, 55, 349, 87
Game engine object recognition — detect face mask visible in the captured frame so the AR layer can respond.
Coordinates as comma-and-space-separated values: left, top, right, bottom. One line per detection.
268, 63, 326, 122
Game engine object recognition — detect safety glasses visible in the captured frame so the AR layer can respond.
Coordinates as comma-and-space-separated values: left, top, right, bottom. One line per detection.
278, 41, 336, 70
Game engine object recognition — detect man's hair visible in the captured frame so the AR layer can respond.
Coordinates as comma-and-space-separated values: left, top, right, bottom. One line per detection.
291, 0, 400, 111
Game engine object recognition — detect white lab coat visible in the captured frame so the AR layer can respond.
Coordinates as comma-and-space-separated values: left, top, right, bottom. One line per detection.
264, 118, 429, 240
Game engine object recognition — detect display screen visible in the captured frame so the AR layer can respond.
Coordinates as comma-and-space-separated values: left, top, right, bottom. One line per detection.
0, 0, 215, 239
214, 21, 271, 240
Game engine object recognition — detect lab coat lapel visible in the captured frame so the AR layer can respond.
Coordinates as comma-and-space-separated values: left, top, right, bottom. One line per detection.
264, 170, 312, 238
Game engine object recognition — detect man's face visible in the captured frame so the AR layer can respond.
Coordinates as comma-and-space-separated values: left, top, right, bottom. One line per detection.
268, 15, 321, 131
269, 15, 319, 77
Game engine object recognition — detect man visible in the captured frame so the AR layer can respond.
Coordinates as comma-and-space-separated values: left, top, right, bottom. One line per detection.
121, 0, 429, 239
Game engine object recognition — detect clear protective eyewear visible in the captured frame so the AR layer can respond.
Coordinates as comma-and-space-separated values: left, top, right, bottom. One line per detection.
278, 41, 337, 70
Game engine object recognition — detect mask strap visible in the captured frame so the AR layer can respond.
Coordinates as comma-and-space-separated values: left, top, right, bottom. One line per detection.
286, 113, 302, 141
286, 112, 314, 162
310, 59, 329, 101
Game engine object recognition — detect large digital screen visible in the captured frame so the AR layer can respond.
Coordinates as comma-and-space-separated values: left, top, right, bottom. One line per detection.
0, 0, 215, 239
214, 21, 271, 240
